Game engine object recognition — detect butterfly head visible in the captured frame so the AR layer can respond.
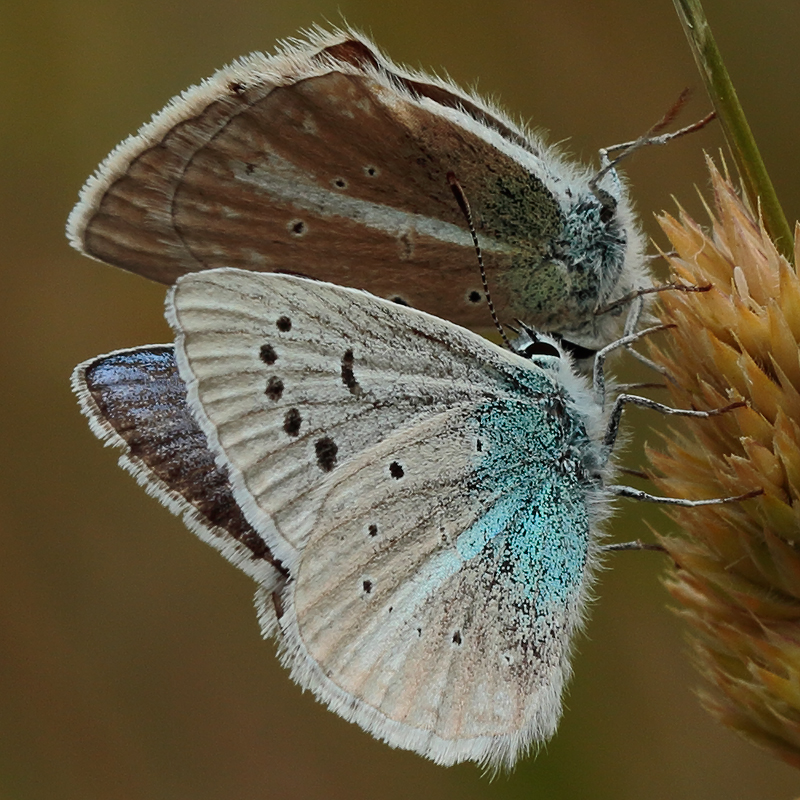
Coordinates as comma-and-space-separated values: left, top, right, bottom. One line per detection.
507, 324, 601, 413
509, 320, 608, 462
549, 171, 642, 342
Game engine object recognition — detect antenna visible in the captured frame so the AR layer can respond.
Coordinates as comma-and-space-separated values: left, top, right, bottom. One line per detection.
447, 172, 511, 349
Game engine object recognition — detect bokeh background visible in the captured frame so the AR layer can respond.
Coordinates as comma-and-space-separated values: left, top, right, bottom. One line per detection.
3, 2, 800, 798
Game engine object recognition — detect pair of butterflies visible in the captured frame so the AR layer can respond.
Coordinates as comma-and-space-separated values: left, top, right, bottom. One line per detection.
71, 27, 656, 769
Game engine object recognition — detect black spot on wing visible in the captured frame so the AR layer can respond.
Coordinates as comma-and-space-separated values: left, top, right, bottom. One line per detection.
284, 408, 301, 436
341, 349, 362, 396
315, 437, 338, 471
260, 344, 277, 365
265, 376, 284, 401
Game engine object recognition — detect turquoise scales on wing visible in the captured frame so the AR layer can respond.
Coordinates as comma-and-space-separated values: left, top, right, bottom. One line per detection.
458, 378, 598, 625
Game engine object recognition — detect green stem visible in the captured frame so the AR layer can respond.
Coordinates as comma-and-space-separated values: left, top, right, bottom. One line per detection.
673, 0, 794, 261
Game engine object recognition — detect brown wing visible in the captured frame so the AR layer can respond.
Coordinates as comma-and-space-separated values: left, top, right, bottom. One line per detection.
71, 345, 287, 589
68, 30, 578, 332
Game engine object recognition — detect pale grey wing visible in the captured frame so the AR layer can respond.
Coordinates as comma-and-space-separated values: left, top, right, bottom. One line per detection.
166, 268, 542, 569
168, 268, 604, 768
67, 28, 577, 332
71, 345, 287, 601
273, 405, 600, 770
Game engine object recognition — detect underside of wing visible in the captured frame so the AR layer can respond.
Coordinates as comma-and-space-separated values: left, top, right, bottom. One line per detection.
167, 269, 607, 767
71, 344, 286, 592
67, 27, 613, 335
167, 269, 548, 569
277, 406, 600, 769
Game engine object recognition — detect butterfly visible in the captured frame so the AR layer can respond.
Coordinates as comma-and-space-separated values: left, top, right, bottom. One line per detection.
67, 25, 648, 356
74, 267, 624, 769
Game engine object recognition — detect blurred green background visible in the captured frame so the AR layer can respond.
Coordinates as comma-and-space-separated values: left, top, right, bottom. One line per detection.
3, 1, 800, 798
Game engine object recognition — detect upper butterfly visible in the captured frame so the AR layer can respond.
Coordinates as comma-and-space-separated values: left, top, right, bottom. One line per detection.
66, 25, 648, 355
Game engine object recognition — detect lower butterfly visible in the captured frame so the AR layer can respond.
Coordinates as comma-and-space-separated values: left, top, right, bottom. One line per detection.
72, 269, 734, 769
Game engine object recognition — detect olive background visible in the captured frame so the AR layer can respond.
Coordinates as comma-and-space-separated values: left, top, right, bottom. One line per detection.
2, 2, 800, 799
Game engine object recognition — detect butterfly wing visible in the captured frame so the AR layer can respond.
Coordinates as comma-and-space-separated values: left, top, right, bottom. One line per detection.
168, 268, 608, 767
68, 27, 646, 346
71, 345, 286, 598
277, 409, 601, 769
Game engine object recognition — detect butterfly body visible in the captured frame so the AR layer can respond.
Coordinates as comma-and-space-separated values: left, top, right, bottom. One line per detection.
68, 27, 648, 351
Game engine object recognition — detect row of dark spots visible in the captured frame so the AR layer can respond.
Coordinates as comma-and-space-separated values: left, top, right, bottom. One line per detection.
328, 167, 382, 192
333, 166, 380, 183
287, 167, 378, 237
260, 315, 338, 472
390, 291, 483, 306
420, 629, 451, 644
358, 586, 462, 646
409, 627, 462, 645
357, 576, 462, 646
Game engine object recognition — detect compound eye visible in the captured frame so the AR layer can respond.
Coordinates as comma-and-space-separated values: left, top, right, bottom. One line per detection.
559, 340, 597, 360
519, 339, 561, 359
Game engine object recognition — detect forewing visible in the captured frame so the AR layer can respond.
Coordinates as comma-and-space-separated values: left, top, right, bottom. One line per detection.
166, 268, 536, 568
69, 29, 568, 331
71, 345, 286, 593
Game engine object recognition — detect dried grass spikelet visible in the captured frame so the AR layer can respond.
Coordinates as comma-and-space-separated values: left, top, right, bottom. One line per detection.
646, 156, 800, 768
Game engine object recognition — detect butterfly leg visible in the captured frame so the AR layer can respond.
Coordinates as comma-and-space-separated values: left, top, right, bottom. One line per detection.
592, 96, 716, 190
610, 485, 762, 507
592, 324, 675, 407
601, 540, 666, 553
594, 284, 713, 378
602, 394, 745, 449
595, 281, 712, 319
619, 294, 670, 376
602, 394, 759, 508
